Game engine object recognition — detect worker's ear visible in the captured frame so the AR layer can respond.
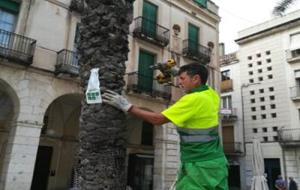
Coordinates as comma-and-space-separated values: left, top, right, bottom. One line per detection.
192, 74, 201, 84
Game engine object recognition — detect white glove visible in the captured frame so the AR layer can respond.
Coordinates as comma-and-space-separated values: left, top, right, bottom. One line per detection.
102, 90, 132, 112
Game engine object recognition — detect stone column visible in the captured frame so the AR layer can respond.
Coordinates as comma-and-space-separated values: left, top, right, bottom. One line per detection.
1, 121, 42, 190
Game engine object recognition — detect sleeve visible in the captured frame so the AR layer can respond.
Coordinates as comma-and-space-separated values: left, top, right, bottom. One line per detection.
161, 94, 198, 127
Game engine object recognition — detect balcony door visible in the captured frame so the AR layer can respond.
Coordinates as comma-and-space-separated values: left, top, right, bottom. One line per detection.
142, 1, 157, 38
222, 125, 234, 153
138, 50, 154, 93
188, 23, 199, 54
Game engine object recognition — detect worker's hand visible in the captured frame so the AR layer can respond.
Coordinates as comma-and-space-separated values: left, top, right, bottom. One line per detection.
102, 90, 132, 112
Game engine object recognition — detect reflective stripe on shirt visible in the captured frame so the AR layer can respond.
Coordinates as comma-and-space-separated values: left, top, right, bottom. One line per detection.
177, 126, 219, 143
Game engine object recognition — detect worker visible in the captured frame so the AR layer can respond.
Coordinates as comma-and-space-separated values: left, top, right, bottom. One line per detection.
102, 63, 229, 190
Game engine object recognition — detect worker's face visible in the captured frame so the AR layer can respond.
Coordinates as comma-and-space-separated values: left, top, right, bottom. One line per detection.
178, 72, 201, 93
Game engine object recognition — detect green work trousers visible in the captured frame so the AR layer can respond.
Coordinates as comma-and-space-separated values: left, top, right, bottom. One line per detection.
176, 157, 229, 190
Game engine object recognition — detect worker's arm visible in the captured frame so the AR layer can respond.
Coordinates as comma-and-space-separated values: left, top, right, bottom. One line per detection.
128, 106, 169, 125
102, 90, 169, 125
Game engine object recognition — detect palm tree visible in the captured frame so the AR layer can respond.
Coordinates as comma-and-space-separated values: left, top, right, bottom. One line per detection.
273, 0, 296, 16
70, 0, 134, 189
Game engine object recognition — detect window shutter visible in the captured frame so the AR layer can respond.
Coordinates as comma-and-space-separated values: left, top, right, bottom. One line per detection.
0, 0, 20, 13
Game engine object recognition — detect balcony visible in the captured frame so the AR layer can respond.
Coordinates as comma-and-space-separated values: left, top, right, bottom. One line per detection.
55, 49, 79, 76
0, 29, 36, 65
220, 108, 238, 122
221, 79, 233, 92
220, 52, 239, 66
182, 39, 211, 64
290, 86, 300, 101
278, 128, 300, 147
223, 142, 242, 155
132, 17, 170, 47
286, 49, 300, 63
126, 72, 171, 100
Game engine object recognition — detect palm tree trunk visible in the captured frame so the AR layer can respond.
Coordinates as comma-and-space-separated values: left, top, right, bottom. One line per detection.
71, 0, 134, 189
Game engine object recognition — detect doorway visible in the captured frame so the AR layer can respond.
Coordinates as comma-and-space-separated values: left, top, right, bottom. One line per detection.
264, 158, 281, 190
31, 146, 53, 190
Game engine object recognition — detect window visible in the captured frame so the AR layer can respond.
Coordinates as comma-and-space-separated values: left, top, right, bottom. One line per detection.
257, 53, 261, 58
257, 61, 262, 65
258, 69, 263, 73
249, 79, 254, 83
248, 63, 253, 67
263, 136, 268, 142
248, 56, 252, 60
261, 105, 266, 110
267, 66, 272, 71
290, 33, 300, 53
141, 121, 153, 146
268, 74, 273, 79
266, 50, 271, 55
221, 70, 230, 81
251, 99, 255, 103
271, 113, 277, 118
270, 95, 275, 100
273, 136, 278, 141
270, 104, 276, 109
250, 90, 255, 95
259, 89, 264, 93
222, 95, 232, 109
291, 49, 300, 58
0, 1, 20, 32
261, 114, 266, 119
249, 71, 253, 75
272, 126, 278, 131
193, 0, 208, 8
260, 97, 265, 102
253, 128, 258, 133
263, 127, 267, 132
252, 115, 257, 120
266, 59, 271, 63
269, 87, 274, 91
251, 107, 256, 111
143, 0, 158, 38
258, 77, 263, 81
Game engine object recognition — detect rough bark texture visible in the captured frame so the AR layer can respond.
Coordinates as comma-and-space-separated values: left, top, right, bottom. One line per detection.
72, 0, 134, 189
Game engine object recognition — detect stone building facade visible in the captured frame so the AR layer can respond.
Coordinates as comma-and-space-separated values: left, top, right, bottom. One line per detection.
0, 0, 220, 189
221, 10, 300, 190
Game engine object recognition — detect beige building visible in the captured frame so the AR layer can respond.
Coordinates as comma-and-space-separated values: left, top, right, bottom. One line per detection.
0, 0, 220, 189
221, 10, 300, 190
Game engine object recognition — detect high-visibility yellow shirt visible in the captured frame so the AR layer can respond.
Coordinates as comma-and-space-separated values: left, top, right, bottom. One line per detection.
162, 85, 225, 162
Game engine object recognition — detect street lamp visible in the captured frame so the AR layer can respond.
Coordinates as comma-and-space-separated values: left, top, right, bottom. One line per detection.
240, 82, 261, 156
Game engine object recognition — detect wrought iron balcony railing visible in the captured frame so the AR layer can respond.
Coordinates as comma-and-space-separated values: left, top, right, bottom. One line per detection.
132, 16, 170, 47
126, 72, 171, 100
223, 142, 243, 155
278, 128, 300, 147
182, 39, 211, 64
0, 29, 36, 65
220, 108, 238, 122
55, 49, 79, 76
220, 52, 239, 65
290, 86, 300, 100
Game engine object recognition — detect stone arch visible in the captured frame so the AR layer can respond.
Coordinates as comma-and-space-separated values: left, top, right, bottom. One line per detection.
0, 79, 20, 186
31, 93, 82, 190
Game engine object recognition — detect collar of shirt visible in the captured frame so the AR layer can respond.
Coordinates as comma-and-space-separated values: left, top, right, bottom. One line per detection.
190, 84, 209, 93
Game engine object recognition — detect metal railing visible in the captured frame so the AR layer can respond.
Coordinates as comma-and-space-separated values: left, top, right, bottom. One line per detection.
220, 108, 238, 121
278, 128, 300, 146
290, 86, 300, 100
182, 39, 211, 64
126, 72, 171, 100
55, 49, 79, 76
220, 52, 238, 65
223, 142, 243, 154
132, 16, 170, 47
0, 29, 36, 65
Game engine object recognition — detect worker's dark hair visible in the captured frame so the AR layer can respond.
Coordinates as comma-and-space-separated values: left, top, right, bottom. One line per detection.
178, 63, 208, 84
